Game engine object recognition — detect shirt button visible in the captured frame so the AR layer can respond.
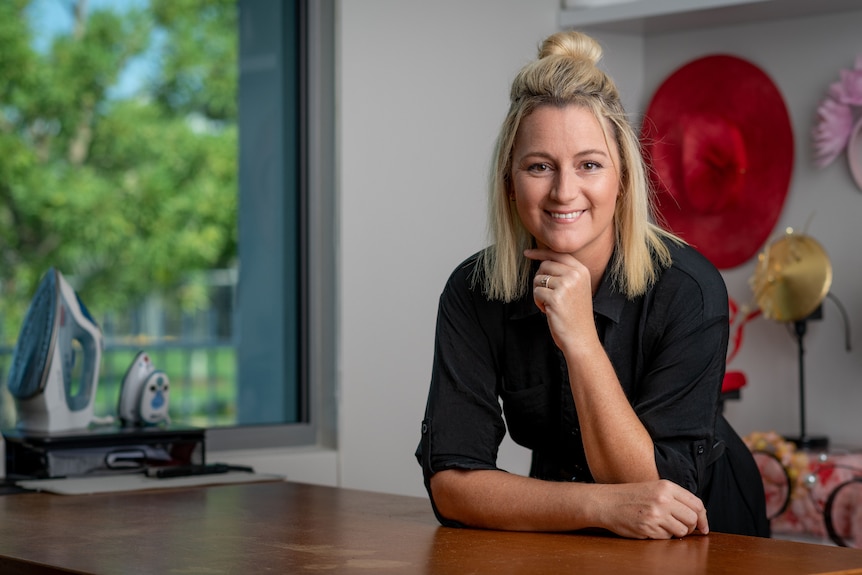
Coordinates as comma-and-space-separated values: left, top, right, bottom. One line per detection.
697, 445, 705, 455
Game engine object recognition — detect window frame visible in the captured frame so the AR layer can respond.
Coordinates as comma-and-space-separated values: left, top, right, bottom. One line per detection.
208, 0, 336, 451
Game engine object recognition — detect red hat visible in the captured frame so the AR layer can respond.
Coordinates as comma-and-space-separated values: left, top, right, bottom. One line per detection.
641, 55, 794, 269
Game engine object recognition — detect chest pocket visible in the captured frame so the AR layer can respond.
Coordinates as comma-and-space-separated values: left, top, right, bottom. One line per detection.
499, 319, 568, 449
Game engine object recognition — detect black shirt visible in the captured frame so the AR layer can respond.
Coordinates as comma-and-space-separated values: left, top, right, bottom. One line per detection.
416, 239, 769, 536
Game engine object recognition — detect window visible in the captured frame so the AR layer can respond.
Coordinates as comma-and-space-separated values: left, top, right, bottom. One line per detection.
0, 0, 335, 449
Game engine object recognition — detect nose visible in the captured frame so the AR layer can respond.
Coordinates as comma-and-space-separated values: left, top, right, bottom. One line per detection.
551, 166, 580, 203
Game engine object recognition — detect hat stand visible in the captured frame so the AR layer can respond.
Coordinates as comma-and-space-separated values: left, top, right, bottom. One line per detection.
750, 230, 846, 451
787, 305, 829, 450
786, 295, 852, 451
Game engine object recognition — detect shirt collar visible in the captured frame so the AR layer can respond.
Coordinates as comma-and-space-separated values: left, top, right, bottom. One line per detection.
592, 271, 625, 324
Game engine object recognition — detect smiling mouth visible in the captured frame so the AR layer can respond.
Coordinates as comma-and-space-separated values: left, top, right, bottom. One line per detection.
548, 210, 584, 220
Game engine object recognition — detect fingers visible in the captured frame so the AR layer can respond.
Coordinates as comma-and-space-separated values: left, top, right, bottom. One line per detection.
535, 274, 552, 290
640, 501, 702, 539
607, 481, 709, 540
695, 504, 710, 535
531, 262, 586, 295
660, 481, 708, 536
527, 249, 590, 282
669, 501, 708, 537
524, 248, 578, 266
668, 484, 709, 537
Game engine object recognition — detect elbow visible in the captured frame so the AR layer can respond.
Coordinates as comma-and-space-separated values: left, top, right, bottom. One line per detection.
429, 470, 463, 525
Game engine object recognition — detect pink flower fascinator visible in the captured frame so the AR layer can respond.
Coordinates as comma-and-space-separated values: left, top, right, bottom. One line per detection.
812, 56, 862, 189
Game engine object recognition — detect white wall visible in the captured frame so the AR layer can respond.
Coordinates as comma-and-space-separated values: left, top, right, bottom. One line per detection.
337, 0, 558, 496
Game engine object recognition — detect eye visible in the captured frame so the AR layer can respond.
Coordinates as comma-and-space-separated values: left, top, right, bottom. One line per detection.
582, 161, 602, 171
527, 162, 552, 173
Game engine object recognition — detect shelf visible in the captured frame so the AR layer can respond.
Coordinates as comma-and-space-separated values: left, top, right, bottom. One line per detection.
559, 0, 862, 34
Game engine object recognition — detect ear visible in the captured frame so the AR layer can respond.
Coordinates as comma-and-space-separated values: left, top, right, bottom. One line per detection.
503, 171, 515, 202
506, 181, 516, 202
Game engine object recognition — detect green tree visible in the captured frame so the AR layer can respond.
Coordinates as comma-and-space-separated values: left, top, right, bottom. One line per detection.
0, 0, 237, 344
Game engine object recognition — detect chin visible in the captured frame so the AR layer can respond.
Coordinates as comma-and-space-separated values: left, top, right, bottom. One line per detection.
540, 241, 582, 254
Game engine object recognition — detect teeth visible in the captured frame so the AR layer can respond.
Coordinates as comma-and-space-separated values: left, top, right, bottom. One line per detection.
550, 211, 582, 219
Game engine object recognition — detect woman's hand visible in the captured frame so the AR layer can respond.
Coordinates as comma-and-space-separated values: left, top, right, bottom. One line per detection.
525, 248, 598, 356
593, 479, 709, 539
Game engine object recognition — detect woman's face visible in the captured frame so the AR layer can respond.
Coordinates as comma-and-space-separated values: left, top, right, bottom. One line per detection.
511, 104, 620, 265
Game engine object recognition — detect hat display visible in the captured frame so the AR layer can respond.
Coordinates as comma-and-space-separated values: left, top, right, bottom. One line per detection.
750, 229, 832, 322
641, 55, 794, 269
748, 227, 838, 450
812, 55, 862, 191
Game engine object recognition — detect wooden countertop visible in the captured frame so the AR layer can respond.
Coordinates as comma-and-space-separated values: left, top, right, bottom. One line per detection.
1, 480, 861, 574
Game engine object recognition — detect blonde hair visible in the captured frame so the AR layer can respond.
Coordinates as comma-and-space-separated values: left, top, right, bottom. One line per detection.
477, 31, 679, 301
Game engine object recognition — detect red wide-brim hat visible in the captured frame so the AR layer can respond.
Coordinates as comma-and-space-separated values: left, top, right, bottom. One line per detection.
641, 55, 794, 269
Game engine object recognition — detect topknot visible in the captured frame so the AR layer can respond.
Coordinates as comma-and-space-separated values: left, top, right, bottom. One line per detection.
538, 31, 602, 65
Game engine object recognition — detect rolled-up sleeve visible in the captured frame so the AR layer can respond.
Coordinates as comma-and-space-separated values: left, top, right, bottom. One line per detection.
415, 259, 506, 485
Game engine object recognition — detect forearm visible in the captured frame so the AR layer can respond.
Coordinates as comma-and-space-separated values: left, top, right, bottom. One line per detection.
430, 468, 603, 532
429, 468, 709, 539
565, 343, 658, 484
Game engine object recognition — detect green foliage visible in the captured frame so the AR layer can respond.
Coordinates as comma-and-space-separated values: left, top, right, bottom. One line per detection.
0, 0, 238, 344
151, 0, 238, 120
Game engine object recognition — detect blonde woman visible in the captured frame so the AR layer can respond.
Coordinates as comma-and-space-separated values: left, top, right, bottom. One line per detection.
416, 30, 768, 539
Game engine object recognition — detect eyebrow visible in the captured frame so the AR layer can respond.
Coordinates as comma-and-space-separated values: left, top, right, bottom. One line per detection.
517, 149, 610, 161
574, 149, 609, 158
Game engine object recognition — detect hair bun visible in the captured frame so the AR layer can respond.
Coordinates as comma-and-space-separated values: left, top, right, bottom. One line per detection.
538, 31, 602, 65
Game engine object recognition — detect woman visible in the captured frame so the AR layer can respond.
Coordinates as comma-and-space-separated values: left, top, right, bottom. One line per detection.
415, 30, 768, 539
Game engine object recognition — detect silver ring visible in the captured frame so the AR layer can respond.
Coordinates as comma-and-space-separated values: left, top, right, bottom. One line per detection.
540, 275, 550, 289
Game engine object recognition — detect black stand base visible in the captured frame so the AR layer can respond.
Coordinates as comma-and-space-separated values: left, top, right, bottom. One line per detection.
786, 435, 829, 451
2, 425, 205, 480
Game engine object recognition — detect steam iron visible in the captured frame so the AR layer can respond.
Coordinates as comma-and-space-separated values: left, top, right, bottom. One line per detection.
6, 268, 103, 433
118, 351, 170, 427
